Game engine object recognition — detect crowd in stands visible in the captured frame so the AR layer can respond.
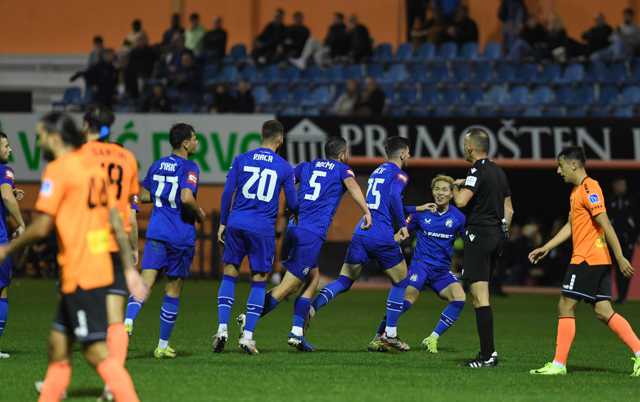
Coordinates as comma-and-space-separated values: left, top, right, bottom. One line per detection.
55, 3, 640, 117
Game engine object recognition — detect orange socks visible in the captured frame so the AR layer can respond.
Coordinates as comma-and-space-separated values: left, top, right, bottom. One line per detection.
553, 317, 576, 366
608, 313, 640, 355
97, 357, 140, 402
38, 360, 71, 402
107, 322, 129, 367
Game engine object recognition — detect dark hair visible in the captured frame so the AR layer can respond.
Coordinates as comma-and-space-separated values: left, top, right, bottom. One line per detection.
262, 120, 284, 142
190, 12, 199, 20
557, 146, 586, 165
384, 136, 410, 158
325, 137, 347, 159
0, 131, 7, 141
624, 7, 635, 15
169, 123, 195, 149
39, 111, 85, 149
465, 127, 490, 153
93, 35, 104, 45
83, 105, 115, 139
132, 19, 142, 30
335, 12, 344, 20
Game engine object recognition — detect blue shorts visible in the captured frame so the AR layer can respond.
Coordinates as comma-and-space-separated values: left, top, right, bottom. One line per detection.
0, 254, 12, 289
344, 234, 404, 270
408, 260, 458, 295
282, 226, 323, 280
141, 239, 195, 279
223, 227, 275, 273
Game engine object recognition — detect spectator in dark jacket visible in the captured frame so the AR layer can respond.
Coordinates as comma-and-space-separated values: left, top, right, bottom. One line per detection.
162, 13, 184, 47
202, 17, 227, 61
156, 32, 191, 79
233, 80, 255, 113
88, 36, 104, 67
169, 52, 200, 99
406, 0, 430, 41
348, 15, 373, 63
72, 49, 118, 107
325, 13, 350, 59
507, 15, 548, 60
284, 12, 310, 58
209, 84, 235, 113
142, 84, 172, 112
355, 77, 386, 116
125, 36, 156, 99
252, 8, 287, 65
498, 0, 528, 50
433, 0, 460, 23
582, 14, 613, 55
443, 5, 478, 45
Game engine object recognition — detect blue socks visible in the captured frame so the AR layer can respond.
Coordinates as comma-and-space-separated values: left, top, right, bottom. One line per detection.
159, 295, 180, 347
384, 279, 408, 337
0, 298, 8, 337
433, 301, 464, 336
217, 275, 237, 331
291, 297, 311, 336
124, 295, 143, 325
243, 281, 266, 339
312, 275, 354, 311
377, 300, 412, 335
261, 293, 280, 317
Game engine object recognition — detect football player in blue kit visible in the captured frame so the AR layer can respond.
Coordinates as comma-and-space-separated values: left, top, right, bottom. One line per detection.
243, 136, 372, 352
214, 120, 298, 355
368, 174, 466, 353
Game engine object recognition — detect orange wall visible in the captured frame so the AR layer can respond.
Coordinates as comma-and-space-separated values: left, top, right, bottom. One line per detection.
3, 0, 638, 54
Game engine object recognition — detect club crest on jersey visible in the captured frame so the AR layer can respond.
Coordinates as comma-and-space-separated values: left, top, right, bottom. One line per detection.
588, 193, 600, 204
40, 179, 53, 197
445, 218, 454, 228
469, 233, 476, 242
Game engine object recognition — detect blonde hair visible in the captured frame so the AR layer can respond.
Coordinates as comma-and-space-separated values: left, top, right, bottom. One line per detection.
431, 174, 454, 190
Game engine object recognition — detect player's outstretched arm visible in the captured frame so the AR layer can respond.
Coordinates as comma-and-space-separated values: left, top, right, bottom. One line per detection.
0, 183, 26, 237
343, 177, 371, 229
504, 196, 514, 228
181, 188, 206, 223
109, 208, 149, 301
528, 220, 572, 264
594, 212, 635, 277
0, 213, 53, 262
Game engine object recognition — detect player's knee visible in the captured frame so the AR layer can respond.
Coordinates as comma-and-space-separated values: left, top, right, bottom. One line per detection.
223, 265, 239, 277
392, 277, 409, 288
593, 302, 614, 322
82, 342, 108, 367
47, 332, 69, 362
106, 295, 125, 324
165, 278, 183, 297
252, 273, 268, 282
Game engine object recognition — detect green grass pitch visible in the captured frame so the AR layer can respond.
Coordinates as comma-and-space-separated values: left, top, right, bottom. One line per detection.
1, 279, 639, 402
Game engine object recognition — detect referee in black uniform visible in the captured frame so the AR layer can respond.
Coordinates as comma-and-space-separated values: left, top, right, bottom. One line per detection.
452, 128, 513, 368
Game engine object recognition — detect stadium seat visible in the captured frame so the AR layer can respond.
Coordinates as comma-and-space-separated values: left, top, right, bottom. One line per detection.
252, 86, 270, 104
523, 107, 543, 117
530, 86, 555, 105
396, 85, 419, 105
301, 66, 326, 83
395, 43, 414, 62
557, 63, 585, 84
270, 84, 289, 104
437, 88, 462, 105
415, 43, 436, 61
423, 63, 449, 84
566, 105, 588, 117
481, 42, 502, 60
514, 63, 538, 84
419, 85, 438, 105
532, 63, 561, 84
345, 64, 364, 80
469, 62, 492, 84
227, 44, 247, 62
52, 86, 83, 109
304, 86, 332, 106
460, 43, 479, 60
240, 65, 258, 82
594, 84, 619, 105
365, 63, 384, 80
438, 42, 458, 59
506, 85, 529, 105
614, 105, 634, 117
461, 86, 484, 105
493, 63, 516, 83
543, 106, 566, 117
380, 64, 410, 83
619, 86, 640, 104
482, 85, 508, 103
451, 62, 473, 83
373, 43, 393, 63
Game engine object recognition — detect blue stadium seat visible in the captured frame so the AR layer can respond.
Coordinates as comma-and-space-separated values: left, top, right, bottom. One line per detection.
460, 43, 479, 60
588, 105, 612, 117
595, 85, 619, 105
533, 63, 561, 84
255, 65, 279, 84
270, 84, 289, 103
230, 44, 247, 61
53, 86, 83, 108
301, 66, 326, 83
419, 85, 438, 105
566, 106, 588, 117
415, 43, 436, 61
438, 42, 458, 59
543, 106, 566, 117
326, 65, 346, 81
620, 86, 640, 104
530, 86, 555, 105
514, 63, 538, 84
395, 43, 414, 62
614, 105, 634, 117
278, 66, 301, 83
281, 106, 302, 116
557, 63, 585, 83
506, 86, 529, 105
380, 64, 410, 84
345, 64, 364, 80
434, 105, 454, 116
437, 88, 462, 105
523, 107, 543, 117
291, 85, 309, 104
451, 62, 473, 83
493, 63, 516, 83
365, 63, 384, 80
373, 43, 393, 63
469, 62, 492, 84
588, 61, 627, 84
482, 85, 508, 103
240, 65, 258, 82
423, 63, 449, 84
481, 42, 502, 60
252, 86, 270, 104
460, 86, 483, 105
396, 85, 419, 105
409, 64, 429, 83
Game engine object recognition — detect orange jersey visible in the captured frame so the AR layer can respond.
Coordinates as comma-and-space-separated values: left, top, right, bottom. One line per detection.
35, 150, 115, 294
569, 177, 612, 266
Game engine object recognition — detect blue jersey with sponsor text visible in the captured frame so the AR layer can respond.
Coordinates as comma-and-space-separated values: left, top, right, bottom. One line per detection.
292, 159, 355, 239
407, 206, 465, 269
143, 154, 200, 248
0, 164, 15, 243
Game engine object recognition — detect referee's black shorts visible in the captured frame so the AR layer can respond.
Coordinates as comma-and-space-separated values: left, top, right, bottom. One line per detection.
461, 225, 503, 283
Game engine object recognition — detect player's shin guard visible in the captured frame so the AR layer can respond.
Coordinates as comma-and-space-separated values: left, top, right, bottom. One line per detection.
553, 317, 575, 366
312, 275, 354, 312
0, 297, 7, 337
159, 296, 180, 347
243, 282, 267, 339
38, 360, 71, 402
475, 306, 495, 358
107, 323, 129, 367
261, 292, 280, 317
385, 279, 408, 337
217, 275, 237, 330
96, 357, 140, 402
124, 296, 144, 324
291, 297, 311, 336
607, 313, 640, 355
433, 301, 464, 336
377, 300, 413, 335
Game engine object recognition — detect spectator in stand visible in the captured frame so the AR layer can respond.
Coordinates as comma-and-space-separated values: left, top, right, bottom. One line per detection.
425, 4, 448, 44
88, 36, 104, 67
186, 13, 206, 56
162, 13, 184, 47
124, 36, 157, 99
202, 17, 227, 62
355, 77, 385, 116
411, 18, 429, 49
593, 8, 640, 61
546, 15, 585, 62
348, 15, 373, 63
443, 5, 478, 45
507, 14, 548, 60
252, 8, 287, 65
325, 13, 350, 61
498, 0, 528, 51
142, 84, 172, 112
72, 48, 118, 107
406, 0, 430, 41
232, 80, 255, 113
433, 0, 460, 23
208, 84, 235, 113
169, 52, 200, 100
115, 39, 132, 70
155, 32, 190, 80
582, 14, 613, 56
333, 79, 360, 115
126, 19, 148, 49
283, 12, 310, 59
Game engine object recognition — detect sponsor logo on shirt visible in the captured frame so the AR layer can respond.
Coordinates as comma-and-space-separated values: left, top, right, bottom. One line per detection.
40, 179, 53, 197
397, 173, 408, 183
465, 176, 477, 187
187, 171, 198, 185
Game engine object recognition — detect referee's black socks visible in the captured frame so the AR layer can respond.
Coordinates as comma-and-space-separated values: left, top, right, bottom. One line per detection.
475, 306, 495, 358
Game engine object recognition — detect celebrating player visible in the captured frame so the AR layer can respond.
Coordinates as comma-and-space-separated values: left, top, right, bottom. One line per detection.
213, 120, 298, 355
309, 136, 423, 351
368, 174, 466, 353
529, 146, 640, 376
0, 112, 146, 401
241, 136, 371, 352
124, 123, 205, 359
0, 131, 26, 359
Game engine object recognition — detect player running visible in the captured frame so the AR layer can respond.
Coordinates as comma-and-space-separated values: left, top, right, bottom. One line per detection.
124, 123, 205, 359
368, 175, 466, 353
0, 111, 146, 402
529, 146, 640, 376
213, 120, 298, 355
239, 137, 371, 352
0, 131, 26, 359
309, 136, 423, 351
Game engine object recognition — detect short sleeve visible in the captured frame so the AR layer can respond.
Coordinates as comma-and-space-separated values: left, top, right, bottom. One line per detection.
294, 163, 304, 184
181, 161, 199, 193
35, 165, 66, 217
340, 164, 355, 181
584, 181, 606, 217
0, 166, 15, 188
462, 166, 481, 192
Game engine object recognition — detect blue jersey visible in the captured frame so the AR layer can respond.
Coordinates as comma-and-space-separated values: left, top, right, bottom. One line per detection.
143, 154, 200, 248
0, 164, 15, 243
293, 159, 355, 239
407, 206, 465, 269
221, 147, 297, 235
354, 162, 408, 242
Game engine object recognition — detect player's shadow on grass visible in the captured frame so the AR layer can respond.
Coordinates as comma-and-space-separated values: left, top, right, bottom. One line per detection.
571, 365, 626, 374
127, 350, 196, 360
67, 387, 103, 399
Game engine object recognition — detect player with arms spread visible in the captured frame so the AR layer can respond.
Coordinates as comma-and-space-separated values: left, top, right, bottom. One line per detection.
529, 146, 640, 376
124, 123, 205, 359
369, 175, 466, 353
